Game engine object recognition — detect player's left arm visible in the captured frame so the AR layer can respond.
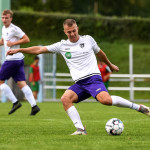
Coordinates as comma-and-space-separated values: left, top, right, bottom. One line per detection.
0, 38, 4, 46
6, 46, 50, 56
7, 34, 30, 47
96, 49, 119, 72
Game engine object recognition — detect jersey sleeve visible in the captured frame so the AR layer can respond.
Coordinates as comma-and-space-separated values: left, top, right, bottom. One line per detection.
45, 41, 61, 53
13, 26, 25, 39
89, 36, 100, 54
1, 26, 4, 39
29, 67, 33, 73
106, 66, 111, 72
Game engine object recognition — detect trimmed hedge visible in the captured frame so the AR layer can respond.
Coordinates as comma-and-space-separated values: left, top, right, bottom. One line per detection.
13, 11, 150, 41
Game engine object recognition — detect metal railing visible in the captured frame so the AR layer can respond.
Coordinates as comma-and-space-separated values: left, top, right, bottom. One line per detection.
43, 73, 150, 101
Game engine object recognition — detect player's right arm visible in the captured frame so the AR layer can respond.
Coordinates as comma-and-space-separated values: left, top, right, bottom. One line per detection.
6, 46, 50, 55
0, 38, 4, 46
96, 49, 119, 72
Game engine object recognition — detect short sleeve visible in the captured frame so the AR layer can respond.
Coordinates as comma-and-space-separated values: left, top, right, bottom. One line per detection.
45, 42, 61, 53
106, 66, 111, 72
89, 36, 100, 54
29, 67, 33, 73
13, 26, 25, 38
1, 26, 4, 39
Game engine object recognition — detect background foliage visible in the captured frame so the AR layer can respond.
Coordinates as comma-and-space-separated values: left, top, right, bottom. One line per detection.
9, 1, 150, 100
13, 11, 150, 42
11, 0, 150, 17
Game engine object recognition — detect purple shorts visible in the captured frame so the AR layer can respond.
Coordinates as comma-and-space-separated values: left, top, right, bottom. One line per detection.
68, 75, 108, 103
0, 60, 26, 82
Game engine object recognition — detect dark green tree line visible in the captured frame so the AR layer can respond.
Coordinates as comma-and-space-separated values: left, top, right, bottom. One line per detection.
11, 0, 150, 17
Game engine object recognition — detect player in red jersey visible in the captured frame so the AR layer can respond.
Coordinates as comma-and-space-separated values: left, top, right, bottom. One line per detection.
29, 56, 40, 100
98, 61, 112, 90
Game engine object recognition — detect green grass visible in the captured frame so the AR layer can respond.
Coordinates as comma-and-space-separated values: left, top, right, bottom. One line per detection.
0, 102, 150, 150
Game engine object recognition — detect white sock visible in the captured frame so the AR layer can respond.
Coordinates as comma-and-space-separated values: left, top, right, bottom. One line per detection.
66, 106, 84, 130
111, 95, 140, 110
0, 83, 17, 103
21, 85, 36, 107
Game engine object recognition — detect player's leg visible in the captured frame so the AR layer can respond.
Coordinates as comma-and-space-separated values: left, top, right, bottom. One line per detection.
32, 91, 38, 100
30, 81, 39, 100
0, 80, 17, 103
61, 89, 87, 135
17, 81, 40, 115
111, 95, 150, 116
96, 92, 150, 116
96, 91, 139, 109
0, 61, 22, 114
0, 80, 22, 114
13, 59, 40, 115
88, 75, 150, 116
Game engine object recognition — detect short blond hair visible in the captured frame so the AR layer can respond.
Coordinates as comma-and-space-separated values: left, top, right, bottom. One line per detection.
2, 9, 13, 18
63, 19, 77, 27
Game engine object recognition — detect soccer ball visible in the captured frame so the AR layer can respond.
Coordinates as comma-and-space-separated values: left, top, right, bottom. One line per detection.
105, 118, 124, 135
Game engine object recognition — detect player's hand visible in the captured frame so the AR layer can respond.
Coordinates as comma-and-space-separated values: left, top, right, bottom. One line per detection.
103, 76, 109, 82
6, 49, 19, 56
32, 82, 35, 86
7, 41, 14, 47
109, 64, 119, 72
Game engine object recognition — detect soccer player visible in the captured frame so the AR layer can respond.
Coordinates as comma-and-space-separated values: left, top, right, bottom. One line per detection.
98, 60, 112, 90
7, 19, 150, 134
0, 10, 40, 115
29, 56, 40, 100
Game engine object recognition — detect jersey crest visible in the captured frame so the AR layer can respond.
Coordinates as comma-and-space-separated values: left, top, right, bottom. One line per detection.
80, 43, 85, 48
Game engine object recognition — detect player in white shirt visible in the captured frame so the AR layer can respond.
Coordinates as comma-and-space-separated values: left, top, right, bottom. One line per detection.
0, 10, 40, 115
7, 19, 150, 134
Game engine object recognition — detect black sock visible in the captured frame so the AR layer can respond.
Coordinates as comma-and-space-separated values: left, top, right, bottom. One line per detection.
32, 105, 37, 108
13, 101, 19, 105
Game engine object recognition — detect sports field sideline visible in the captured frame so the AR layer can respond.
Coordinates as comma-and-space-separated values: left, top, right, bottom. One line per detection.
0, 102, 149, 150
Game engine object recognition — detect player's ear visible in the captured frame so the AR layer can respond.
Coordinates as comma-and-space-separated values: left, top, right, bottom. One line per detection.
64, 30, 67, 35
77, 26, 79, 32
64, 29, 67, 35
10, 16, 13, 21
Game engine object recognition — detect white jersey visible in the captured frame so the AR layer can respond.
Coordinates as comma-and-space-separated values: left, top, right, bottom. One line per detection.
2, 23, 25, 60
46, 35, 101, 82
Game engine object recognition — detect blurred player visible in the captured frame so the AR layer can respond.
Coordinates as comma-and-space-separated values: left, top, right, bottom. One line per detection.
29, 56, 40, 100
0, 10, 40, 115
7, 19, 150, 134
98, 60, 112, 90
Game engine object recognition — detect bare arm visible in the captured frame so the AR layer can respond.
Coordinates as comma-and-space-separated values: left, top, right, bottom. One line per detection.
7, 34, 30, 47
103, 72, 112, 82
96, 50, 119, 72
6, 46, 50, 55
0, 38, 4, 46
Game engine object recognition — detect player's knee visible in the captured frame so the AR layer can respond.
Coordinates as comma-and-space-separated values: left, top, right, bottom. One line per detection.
61, 95, 70, 105
99, 97, 112, 105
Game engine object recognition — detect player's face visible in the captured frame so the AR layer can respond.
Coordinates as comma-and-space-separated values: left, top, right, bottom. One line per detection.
1, 14, 12, 27
35, 59, 39, 65
64, 24, 79, 43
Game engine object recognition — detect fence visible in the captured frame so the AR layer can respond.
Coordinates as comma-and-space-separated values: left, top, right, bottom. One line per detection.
43, 72, 150, 102
0, 44, 150, 102
42, 44, 150, 102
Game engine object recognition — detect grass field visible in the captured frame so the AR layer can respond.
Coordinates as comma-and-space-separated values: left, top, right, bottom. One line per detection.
0, 102, 150, 150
